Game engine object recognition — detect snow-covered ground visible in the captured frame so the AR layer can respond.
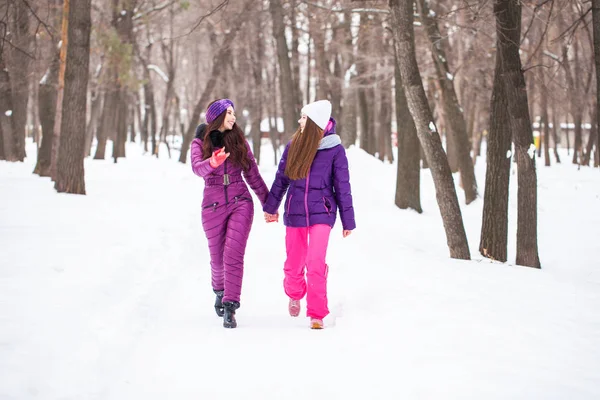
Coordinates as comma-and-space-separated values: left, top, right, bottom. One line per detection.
1, 139, 599, 399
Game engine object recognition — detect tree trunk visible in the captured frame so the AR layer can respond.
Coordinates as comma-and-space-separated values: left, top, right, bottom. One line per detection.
565, 114, 570, 154
135, 91, 147, 153
389, 0, 470, 260
594, 0, 600, 168
290, 0, 302, 108
394, 44, 422, 213
50, 0, 70, 179
7, 0, 30, 161
157, 29, 176, 159
110, 0, 134, 161
480, 54, 511, 263
270, 0, 299, 142
330, 14, 345, 135
55, 0, 91, 195
0, 58, 16, 161
94, 87, 116, 160
571, 40, 583, 165
141, 50, 158, 156
84, 63, 104, 157
357, 13, 376, 156
418, 0, 478, 205
380, 69, 393, 163
112, 86, 127, 162
313, 11, 331, 101
267, 65, 280, 165
0, 117, 3, 160
551, 94, 561, 163
496, 0, 540, 268
541, 88, 551, 167
305, 31, 311, 105
583, 106, 597, 166
468, 90, 479, 162
250, 18, 265, 164
34, 51, 59, 176
338, 11, 356, 147
341, 88, 357, 148
178, 2, 252, 164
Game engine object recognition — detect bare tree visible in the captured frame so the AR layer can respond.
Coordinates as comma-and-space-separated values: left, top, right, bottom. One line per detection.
495, 0, 540, 268
270, 0, 300, 142
55, 0, 91, 194
393, 42, 421, 213
480, 48, 511, 263
179, 0, 255, 163
50, 0, 69, 179
0, 57, 16, 161
592, 0, 600, 167
389, 0, 470, 260
417, 0, 478, 205
34, 49, 59, 176
7, 0, 30, 161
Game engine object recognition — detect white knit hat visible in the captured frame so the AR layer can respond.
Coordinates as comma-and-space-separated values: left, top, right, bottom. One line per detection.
301, 100, 332, 130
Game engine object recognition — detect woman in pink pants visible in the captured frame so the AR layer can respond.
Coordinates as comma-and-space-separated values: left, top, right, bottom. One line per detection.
263, 100, 356, 329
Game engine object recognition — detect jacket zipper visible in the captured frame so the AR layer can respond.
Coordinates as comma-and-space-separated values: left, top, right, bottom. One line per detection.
287, 194, 293, 214
304, 168, 310, 226
233, 195, 251, 203
223, 160, 229, 204
323, 197, 331, 215
203, 202, 219, 212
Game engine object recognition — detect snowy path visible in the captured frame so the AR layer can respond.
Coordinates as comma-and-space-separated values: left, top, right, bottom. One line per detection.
1, 143, 599, 399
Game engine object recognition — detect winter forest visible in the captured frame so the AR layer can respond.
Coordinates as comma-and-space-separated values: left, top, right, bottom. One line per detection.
2, 0, 600, 398
2, 0, 598, 266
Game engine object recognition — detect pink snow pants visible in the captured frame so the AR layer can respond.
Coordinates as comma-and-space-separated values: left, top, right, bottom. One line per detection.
284, 224, 332, 320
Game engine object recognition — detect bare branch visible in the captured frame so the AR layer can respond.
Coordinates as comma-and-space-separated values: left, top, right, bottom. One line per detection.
522, 63, 552, 73
20, 0, 54, 40
523, 0, 554, 68
301, 1, 389, 14
169, 0, 230, 40
133, 0, 178, 21
552, 6, 592, 43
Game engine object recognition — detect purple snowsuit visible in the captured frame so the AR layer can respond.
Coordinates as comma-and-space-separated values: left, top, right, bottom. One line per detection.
263, 118, 356, 231
191, 128, 268, 304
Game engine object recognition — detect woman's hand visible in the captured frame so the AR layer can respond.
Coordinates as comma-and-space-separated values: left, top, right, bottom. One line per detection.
209, 148, 230, 168
264, 212, 279, 223
343, 230, 352, 238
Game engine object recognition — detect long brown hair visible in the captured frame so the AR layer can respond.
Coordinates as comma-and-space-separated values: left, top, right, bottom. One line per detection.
285, 118, 323, 180
201, 102, 250, 171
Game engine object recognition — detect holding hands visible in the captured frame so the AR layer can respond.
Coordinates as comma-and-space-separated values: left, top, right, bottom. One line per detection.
264, 212, 279, 223
210, 148, 230, 168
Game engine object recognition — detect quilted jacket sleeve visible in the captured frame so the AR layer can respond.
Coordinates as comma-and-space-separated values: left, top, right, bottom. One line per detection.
333, 146, 356, 230
243, 141, 269, 206
263, 143, 291, 214
190, 138, 215, 177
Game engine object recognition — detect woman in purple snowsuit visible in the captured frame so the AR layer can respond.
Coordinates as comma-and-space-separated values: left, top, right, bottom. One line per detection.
263, 100, 356, 329
191, 99, 269, 329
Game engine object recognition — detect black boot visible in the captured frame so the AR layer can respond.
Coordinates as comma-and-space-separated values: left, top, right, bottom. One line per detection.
223, 301, 240, 329
214, 290, 224, 317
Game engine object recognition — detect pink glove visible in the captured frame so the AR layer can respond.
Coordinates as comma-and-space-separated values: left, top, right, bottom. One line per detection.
209, 148, 230, 168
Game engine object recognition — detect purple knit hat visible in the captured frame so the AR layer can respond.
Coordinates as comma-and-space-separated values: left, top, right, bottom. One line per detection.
205, 99, 234, 124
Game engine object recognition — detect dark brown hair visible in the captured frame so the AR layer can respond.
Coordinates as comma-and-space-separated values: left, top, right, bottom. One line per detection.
285, 118, 323, 180
202, 101, 250, 171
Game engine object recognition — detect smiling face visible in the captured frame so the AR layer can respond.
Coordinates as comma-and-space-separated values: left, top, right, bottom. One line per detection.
298, 113, 307, 132
219, 106, 236, 131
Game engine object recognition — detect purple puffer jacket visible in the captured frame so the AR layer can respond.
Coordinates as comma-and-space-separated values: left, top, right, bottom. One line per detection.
263, 118, 356, 230
190, 136, 268, 208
